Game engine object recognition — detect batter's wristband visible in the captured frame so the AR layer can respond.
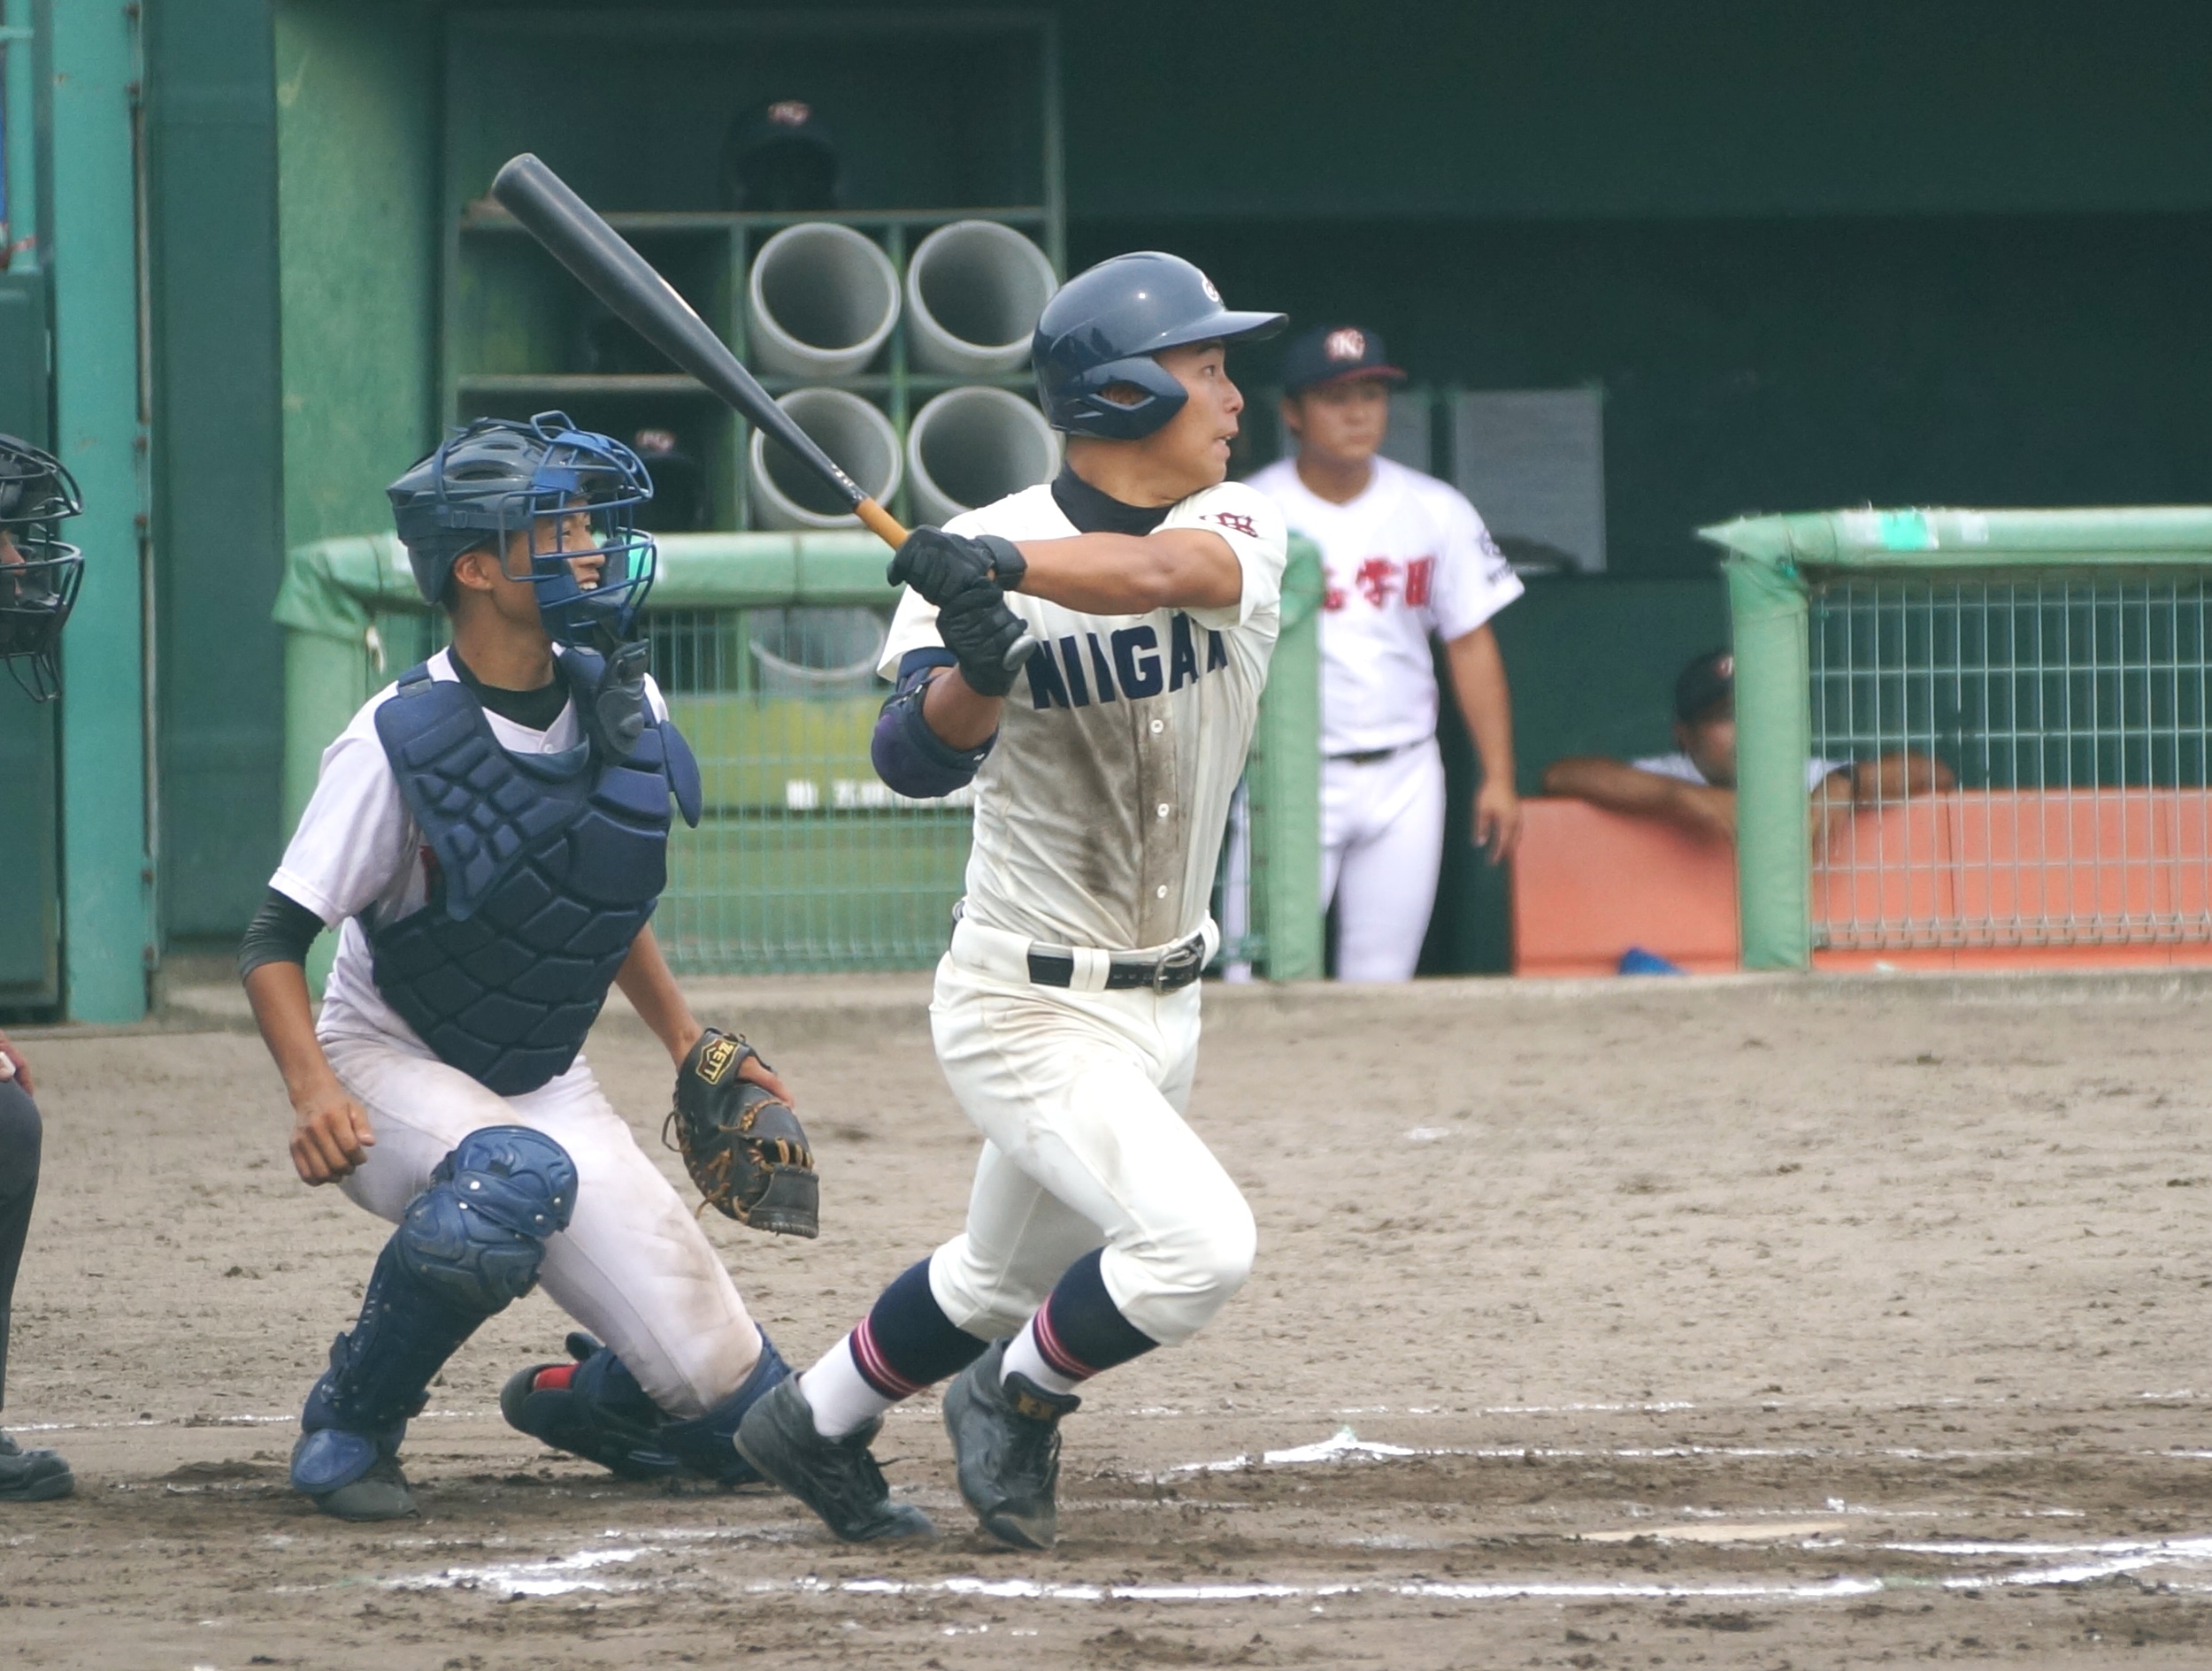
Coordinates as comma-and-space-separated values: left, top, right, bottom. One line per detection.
976, 533, 1026, 593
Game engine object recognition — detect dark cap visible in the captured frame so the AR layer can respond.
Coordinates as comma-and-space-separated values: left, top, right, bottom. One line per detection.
720, 99, 841, 212
1279, 324, 1407, 395
1674, 648, 1735, 724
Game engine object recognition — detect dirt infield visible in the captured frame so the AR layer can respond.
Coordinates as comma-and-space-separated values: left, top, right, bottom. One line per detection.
8, 972, 2212, 1668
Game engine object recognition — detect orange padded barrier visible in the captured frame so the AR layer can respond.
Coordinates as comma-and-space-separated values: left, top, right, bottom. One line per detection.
1512, 791, 2212, 977
1510, 798, 1739, 977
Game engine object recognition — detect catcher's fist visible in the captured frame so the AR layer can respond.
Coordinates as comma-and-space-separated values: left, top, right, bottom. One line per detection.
666, 1029, 819, 1238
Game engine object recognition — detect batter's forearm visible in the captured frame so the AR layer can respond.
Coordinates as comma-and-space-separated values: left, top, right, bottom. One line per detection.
1010, 530, 1240, 615
920, 666, 1003, 749
615, 926, 703, 1064
243, 960, 344, 1104
1446, 626, 1517, 787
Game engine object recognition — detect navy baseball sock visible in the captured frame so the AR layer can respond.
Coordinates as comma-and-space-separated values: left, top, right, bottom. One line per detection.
800, 1259, 988, 1437
1002, 1249, 1158, 1397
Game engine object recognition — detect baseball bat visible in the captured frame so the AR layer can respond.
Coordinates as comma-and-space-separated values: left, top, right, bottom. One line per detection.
489, 153, 1038, 672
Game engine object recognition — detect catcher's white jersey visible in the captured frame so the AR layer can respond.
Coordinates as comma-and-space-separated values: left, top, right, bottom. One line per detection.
1248, 456, 1522, 757
879, 479, 1287, 953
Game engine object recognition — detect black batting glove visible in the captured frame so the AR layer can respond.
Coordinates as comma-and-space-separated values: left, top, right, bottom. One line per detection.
936, 584, 1033, 699
888, 527, 1027, 607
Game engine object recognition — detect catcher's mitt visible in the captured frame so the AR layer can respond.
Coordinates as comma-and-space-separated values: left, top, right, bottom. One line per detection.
664, 1030, 818, 1238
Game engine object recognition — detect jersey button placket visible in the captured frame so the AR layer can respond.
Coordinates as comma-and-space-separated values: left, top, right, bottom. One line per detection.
1136, 706, 1178, 943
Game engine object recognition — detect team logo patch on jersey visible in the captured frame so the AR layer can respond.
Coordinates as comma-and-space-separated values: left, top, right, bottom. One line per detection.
1325, 327, 1367, 362
1207, 510, 1257, 538
696, 1034, 745, 1085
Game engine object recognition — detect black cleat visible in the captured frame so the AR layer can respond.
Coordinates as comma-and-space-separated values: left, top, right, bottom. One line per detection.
500, 1332, 685, 1482
308, 1453, 418, 1522
941, 1338, 1079, 1550
0, 1432, 74, 1503
733, 1377, 933, 1543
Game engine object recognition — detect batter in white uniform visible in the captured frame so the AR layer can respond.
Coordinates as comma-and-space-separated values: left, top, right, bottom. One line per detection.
735, 252, 1287, 1549
1250, 325, 1525, 981
240, 415, 797, 1521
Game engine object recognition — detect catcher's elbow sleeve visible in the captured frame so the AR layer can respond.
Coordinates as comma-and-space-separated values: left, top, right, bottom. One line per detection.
237, 885, 328, 981
872, 679, 994, 799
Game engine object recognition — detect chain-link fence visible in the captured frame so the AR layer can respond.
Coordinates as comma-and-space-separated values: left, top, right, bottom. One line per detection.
1809, 574, 2212, 953
1707, 508, 2212, 969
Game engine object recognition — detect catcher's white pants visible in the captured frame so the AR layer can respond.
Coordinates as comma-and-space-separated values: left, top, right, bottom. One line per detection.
924, 920, 1256, 1348
319, 1028, 760, 1419
1322, 739, 1447, 984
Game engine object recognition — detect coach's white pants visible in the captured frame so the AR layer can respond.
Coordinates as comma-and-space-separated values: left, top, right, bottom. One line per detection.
923, 928, 1256, 1348
319, 1030, 760, 1420
1323, 738, 1447, 984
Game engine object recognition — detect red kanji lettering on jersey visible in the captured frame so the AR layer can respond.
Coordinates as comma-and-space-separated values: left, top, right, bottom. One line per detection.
1404, 556, 1435, 609
1323, 584, 1347, 612
1207, 510, 1257, 539
1355, 556, 1400, 609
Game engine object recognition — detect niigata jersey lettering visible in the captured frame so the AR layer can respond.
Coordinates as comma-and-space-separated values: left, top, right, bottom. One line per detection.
1247, 456, 1522, 757
269, 647, 672, 1054
879, 480, 1287, 951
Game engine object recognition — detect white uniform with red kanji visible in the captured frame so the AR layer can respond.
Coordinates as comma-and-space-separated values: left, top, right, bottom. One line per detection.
1248, 455, 1523, 981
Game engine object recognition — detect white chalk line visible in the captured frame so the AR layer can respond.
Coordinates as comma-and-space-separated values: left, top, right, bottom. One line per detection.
378, 1537, 2212, 1606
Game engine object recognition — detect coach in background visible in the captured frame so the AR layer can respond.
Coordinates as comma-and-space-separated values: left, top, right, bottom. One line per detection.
1544, 648, 1954, 840
1248, 326, 1523, 982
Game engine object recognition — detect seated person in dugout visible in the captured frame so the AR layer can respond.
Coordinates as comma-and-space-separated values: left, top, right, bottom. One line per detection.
1542, 648, 1953, 842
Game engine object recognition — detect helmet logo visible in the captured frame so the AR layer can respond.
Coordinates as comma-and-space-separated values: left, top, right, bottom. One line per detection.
1199, 272, 1221, 303
767, 100, 811, 126
1325, 328, 1367, 362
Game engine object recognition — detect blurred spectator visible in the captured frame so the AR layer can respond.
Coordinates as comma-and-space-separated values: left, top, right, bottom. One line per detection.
1543, 648, 1953, 841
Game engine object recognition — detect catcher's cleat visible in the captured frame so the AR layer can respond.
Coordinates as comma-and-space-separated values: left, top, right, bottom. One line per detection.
301, 1450, 418, 1522
941, 1338, 1079, 1551
501, 1332, 686, 1482
0, 1431, 74, 1503
733, 1377, 934, 1542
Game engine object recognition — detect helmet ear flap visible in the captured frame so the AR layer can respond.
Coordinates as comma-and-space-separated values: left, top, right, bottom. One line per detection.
1061, 354, 1189, 441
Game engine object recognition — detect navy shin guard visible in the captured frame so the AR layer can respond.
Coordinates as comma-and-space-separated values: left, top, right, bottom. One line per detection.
293, 1126, 577, 1496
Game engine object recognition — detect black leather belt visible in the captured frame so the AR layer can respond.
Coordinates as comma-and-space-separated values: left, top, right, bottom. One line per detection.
1026, 932, 1209, 993
1329, 744, 1406, 766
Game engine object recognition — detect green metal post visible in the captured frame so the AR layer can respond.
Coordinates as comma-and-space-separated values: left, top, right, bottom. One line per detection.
1717, 536, 1812, 971
48, 0, 151, 1019
1250, 535, 1325, 980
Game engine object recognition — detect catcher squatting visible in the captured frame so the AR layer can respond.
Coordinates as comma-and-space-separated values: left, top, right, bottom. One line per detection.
235, 249, 1286, 1548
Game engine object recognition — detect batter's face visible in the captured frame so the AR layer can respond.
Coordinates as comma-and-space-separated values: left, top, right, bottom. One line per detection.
1145, 341, 1244, 490
452, 510, 606, 631
1282, 377, 1391, 469
1676, 701, 1738, 788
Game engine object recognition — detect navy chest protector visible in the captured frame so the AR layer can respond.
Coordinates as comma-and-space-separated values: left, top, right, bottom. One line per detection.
368, 653, 703, 1096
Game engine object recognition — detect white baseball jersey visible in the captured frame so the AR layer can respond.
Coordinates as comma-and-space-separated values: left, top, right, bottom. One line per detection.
1632, 751, 1847, 794
270, 646, 672, 1051
879, 479, 1287, 953
1248, 456, 1523, 757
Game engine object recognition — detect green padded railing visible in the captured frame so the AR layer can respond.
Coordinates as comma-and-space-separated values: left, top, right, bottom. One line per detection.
275, 530, 1324, 981
1701, 509, 2212, 970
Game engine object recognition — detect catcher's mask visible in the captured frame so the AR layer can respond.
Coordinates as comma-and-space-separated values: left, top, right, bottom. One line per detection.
387, 411, 657, 648
0, 434, 83, 703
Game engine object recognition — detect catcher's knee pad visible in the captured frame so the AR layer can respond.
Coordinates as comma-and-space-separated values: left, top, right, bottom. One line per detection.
292, 1127, 577, 1499
396, 1125, 578, 1312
